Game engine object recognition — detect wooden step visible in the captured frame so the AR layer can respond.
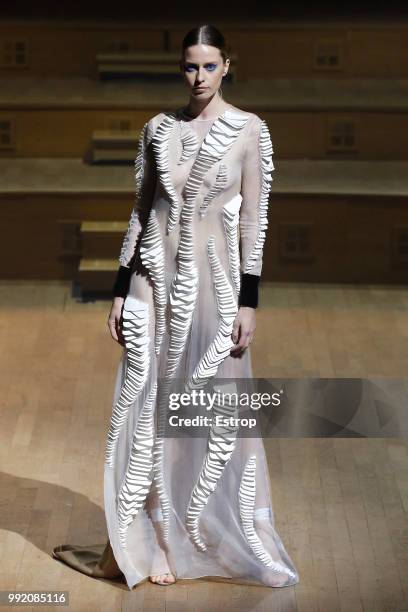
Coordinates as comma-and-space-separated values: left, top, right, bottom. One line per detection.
1, 77, 408, 159
77, 257, 118, 294
96, 51, 237, 81
91, 129, 141, 162
2, 158, 408, 284
2, 157, 408, 196
81, 220, 128, 233
80, 221, 127, 259
79, 258, 118, 271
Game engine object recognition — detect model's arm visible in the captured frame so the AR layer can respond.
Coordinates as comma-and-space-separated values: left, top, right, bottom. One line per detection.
112, 120, 156, 298
238, 116, 274, 309
230, 117, 274, 355
108, 120, 156, 345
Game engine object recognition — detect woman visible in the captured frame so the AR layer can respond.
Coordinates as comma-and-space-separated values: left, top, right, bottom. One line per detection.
52, 24, 299, 590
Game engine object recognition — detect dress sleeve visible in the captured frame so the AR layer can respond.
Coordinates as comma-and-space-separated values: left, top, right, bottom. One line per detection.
238, 116, 274, 308
112, 120, 156, 297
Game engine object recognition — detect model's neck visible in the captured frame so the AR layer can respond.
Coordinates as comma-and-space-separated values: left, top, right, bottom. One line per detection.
183, 95, 228, 120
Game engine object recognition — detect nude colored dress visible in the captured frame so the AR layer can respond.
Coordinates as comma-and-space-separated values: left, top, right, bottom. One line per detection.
52, 105, 299, 590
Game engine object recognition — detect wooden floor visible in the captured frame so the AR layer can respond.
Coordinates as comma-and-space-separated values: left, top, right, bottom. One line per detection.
0, 280, 407, 612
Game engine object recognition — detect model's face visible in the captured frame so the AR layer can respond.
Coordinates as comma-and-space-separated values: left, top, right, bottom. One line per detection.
180, 44, 229, 99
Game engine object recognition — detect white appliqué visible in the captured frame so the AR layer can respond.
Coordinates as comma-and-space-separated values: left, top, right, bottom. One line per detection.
178, 124, 199, 164
186, 382, 239, 551
243, 120, 274, 274
184, 235, 237, 393
116, 383, 157, 548
151, 380, 172, 544
139, 209, 167, 356
239, 455, 297, 578
105, 296, 150, 468
183, 109, 248, 205
200, 163, 228, 217
222, 193, 242, 297
118, 123, 147, 266
151, 109, 249, 542
164, 111, 247, 383
151, 112, 181, 234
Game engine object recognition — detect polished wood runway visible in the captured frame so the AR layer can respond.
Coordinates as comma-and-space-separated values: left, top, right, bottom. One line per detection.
0, 280, 407, 611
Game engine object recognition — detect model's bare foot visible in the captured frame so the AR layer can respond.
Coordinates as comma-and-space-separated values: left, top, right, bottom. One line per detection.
146, 506, 176, 586
149, 572, 176, 586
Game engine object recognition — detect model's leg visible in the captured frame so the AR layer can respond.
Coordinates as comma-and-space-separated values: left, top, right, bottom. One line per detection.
144, 485, 176, 586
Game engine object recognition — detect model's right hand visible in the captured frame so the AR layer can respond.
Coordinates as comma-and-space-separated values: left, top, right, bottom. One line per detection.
108, 297, 125, 346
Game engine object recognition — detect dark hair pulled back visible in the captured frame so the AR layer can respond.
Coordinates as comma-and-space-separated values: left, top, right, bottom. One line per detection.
181, 24, 229, 62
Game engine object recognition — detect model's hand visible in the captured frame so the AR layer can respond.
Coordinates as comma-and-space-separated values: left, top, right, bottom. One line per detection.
108, 297, 125, 346
230, 306, 256, 357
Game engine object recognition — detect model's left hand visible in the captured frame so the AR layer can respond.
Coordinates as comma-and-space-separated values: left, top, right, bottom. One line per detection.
230, 306, 256, 357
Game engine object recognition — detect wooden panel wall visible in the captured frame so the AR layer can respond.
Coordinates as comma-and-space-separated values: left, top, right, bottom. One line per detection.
1, 193, 131, 279
0, 109, 407, 159
1, 21, 408, 79
1, 192, 407, 283
219, 28, 408, 78
0, 110, 152, 157
0, 23, 163, 77
263, 194, 408, 283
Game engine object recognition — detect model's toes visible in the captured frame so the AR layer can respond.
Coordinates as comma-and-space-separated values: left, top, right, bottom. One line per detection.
162, 573, 176, 583
149, 573, 176, 585
150, 574, 165, 583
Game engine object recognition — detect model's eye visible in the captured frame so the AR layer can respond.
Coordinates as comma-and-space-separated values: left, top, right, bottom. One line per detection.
184, 63, 217, 72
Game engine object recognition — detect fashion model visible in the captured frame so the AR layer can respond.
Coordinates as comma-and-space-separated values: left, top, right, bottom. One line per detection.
52, 23, 299, 590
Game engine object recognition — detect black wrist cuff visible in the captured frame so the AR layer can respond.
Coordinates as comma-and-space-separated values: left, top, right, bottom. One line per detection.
238, 273, 260, 309
112, 265, 131, 298
114, 268, 260, 305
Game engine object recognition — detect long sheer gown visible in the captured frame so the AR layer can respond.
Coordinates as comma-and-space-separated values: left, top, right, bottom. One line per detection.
52, 105, 299, 589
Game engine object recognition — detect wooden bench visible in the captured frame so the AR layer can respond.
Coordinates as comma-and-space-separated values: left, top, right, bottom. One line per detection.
91, 130, 142, 163
96, 51, 238, 82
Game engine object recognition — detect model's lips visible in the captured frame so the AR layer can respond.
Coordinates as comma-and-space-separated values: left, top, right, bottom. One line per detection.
194, 87, 207, 91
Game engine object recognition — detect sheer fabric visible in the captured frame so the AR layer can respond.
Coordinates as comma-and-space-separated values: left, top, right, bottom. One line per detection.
53, 105, 299, 590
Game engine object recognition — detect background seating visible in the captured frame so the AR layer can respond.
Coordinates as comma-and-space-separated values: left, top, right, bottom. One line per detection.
0, 17, 407, 296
